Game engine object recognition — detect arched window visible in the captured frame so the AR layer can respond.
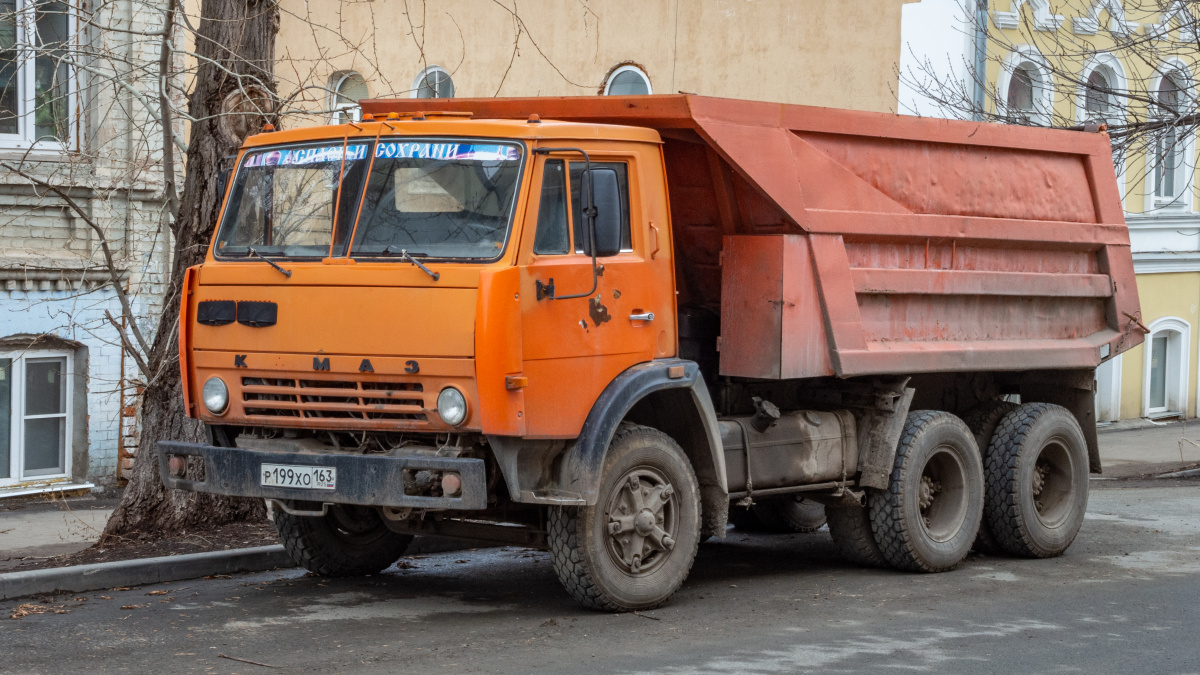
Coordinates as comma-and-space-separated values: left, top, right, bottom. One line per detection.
412, 66, 454, 99
603, 65, 651, 96
1153, 70, 1190, 203
1142, 317, 1191, 418
332, 72, 368, 124
1084, 69, 1112, 119
1007, 66, 1036, 114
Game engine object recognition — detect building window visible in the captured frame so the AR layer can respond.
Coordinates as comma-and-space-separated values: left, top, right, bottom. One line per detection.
0, 351, 72, 484
1084, 69, 1112, 120
411, 66, 454, 99
1142, 317, 1190, 418
1153, 70, 1189, 204
331, 72, 368, 124
603, 65, 651, 96
0, 0, 73, 149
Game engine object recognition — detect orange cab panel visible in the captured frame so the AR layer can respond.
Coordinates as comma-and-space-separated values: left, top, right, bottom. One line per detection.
189, 285, 477, 358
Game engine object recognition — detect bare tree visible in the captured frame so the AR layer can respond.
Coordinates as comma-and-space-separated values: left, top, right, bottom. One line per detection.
901, 0, 1200, 200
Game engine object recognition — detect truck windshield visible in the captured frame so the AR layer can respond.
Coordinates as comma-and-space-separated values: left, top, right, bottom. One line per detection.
213, 139, 524, 262
215, 143, 369, 258
351, 141, 523, 260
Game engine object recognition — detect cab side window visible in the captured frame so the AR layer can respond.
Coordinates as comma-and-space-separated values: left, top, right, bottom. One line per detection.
570, 161, 631, 253
533, 159, 570, 255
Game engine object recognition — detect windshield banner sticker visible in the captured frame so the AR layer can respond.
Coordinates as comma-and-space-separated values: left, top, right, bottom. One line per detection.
374, 142, 519, 162
244, 144, 369, 168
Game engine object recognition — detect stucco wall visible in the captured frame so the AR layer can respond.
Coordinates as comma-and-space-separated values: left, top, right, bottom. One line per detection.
277, 0, 913, 122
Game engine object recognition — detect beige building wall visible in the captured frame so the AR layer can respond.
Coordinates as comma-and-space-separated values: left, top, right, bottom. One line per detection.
276, 0, 915, 125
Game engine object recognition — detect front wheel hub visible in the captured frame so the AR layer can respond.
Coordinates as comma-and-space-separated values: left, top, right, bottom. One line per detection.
605, 468, 678, 576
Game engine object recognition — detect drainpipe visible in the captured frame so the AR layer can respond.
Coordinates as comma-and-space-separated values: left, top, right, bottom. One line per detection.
973, 0, 988, 121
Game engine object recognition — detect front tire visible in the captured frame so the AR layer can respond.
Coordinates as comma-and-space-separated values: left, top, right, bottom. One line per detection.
548, 424, 701, 611
273, 504, 413, 577
869, 411, 984, 573
985, 403, 1089, 558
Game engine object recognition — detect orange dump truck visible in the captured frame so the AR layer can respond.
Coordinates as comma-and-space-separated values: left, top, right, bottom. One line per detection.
160, 95, 1143, 611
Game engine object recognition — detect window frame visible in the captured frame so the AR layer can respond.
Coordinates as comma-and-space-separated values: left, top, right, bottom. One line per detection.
410, 65, 454, 99
603, 65, 652, 96
330, 71, 368, 125
0, 0, 77, 151
999, 46, 1053, 126
0, 349, 73, 486
1141, 317, 1190, 418
1148, 65, 1195, 211
1077, 54, 1128, 199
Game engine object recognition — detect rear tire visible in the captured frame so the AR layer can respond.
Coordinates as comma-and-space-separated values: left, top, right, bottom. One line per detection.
962, 400, 1018, 553
548, 424, 701, 611
827, 502, 888, 568
753, 497, 827, 533
273, 504, 413, 577
985, 403, 1089, 558
868, 411, 984, 573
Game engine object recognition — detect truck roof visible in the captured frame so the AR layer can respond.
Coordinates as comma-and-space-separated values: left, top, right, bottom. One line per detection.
242, 116, 663, 149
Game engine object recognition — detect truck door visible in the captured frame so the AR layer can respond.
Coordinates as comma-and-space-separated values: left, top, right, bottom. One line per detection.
518, 154, 658, 437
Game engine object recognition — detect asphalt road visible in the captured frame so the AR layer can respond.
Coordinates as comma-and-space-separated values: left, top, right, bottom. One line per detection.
5, 479, 1199, 674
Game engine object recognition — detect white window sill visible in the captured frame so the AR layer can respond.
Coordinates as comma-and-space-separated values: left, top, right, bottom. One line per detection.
0, 481, 94, 499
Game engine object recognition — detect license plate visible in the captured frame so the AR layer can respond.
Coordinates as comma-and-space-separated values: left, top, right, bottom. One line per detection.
260, 464, 337, 490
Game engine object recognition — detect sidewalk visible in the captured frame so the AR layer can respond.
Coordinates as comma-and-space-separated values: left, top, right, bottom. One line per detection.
1096, 418, 1200, 478
0, 496, 117, 572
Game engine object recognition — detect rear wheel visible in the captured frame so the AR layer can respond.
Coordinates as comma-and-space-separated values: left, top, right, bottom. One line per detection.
869, 411, 984, 573
548, 424, 701, 612
827, 502, 888, 567
962, 400, 1018, 553
273, 504, 413, 577
985, 403, 1089, 558
753, 497, 827, 533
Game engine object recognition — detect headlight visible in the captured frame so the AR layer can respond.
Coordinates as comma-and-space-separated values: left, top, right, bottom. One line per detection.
202, 377, 229, 415
437, 387, 467, 426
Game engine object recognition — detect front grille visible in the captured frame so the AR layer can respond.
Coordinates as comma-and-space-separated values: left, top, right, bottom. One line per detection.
241, 377, 427, 421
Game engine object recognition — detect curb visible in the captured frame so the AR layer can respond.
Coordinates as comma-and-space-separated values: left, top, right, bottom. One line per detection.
1157, 467, 1200, 479
0, 545, 292, 601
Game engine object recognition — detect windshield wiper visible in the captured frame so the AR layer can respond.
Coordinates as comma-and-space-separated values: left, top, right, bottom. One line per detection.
395, 248, 440, 281
247, 248, 292, 278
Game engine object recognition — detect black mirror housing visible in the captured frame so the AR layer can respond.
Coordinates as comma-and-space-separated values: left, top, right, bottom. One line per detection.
580, 167, 622, 258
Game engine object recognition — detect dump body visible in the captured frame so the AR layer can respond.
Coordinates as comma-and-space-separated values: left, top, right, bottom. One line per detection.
362, 95, 1144, 378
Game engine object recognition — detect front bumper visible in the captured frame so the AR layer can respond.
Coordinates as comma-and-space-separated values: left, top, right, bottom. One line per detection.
157, 441, 486, 509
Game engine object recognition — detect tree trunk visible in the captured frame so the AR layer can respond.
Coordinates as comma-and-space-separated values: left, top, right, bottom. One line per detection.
104, 0, 279, 537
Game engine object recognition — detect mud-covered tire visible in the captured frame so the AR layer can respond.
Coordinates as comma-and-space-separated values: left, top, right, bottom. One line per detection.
752, 497, 827, 533
548, 424, 701, 612
985, 403, 1089, 558
962, 400, 1018, 553
826, 502, 888, 568
273, 504, 413, 577
868, 411, 984, 573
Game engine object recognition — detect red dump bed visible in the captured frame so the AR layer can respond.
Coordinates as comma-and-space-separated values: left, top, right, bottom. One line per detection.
361, 95, 1143, 379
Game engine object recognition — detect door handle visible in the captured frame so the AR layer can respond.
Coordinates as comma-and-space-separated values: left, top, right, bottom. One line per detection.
629, 312, 655, 322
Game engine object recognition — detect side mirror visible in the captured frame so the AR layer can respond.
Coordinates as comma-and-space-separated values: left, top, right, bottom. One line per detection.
580, 168, 622, 258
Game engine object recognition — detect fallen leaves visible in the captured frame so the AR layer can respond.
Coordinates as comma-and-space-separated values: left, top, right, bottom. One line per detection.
120, 604, 146, 610
146, 590, 168, 596
10, 603, 70, 620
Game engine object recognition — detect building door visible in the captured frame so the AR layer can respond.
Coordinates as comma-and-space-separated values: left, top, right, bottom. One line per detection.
1094, 355, 1121, 423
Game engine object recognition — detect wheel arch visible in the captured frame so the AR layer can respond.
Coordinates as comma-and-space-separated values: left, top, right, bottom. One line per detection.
571, 359, 728, 535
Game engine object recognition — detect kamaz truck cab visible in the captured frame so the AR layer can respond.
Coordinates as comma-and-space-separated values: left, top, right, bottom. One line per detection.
162, 96, 1142, 611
